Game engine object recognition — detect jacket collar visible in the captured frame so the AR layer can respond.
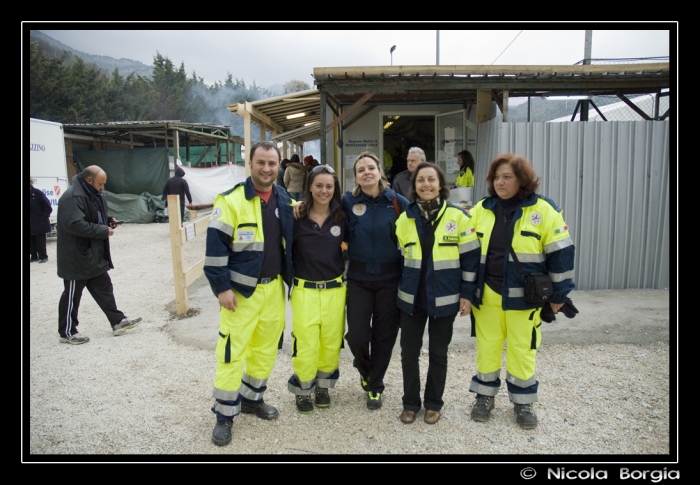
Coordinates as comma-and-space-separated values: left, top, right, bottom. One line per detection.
482, 193, 538, 210
349, 187, 396, 204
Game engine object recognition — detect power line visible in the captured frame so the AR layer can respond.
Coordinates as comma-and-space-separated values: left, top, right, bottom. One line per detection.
491, 30, 523, 65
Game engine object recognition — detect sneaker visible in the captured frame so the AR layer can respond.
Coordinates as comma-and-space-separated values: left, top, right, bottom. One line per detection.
314, 387, 330, 408
470, 394, 495, 422
295, 395, 314, 413
112, 317, 142, 336
360, 375, 370, 391
514, 403, 538, 429
39, 258, 48, 263
240, 399, 279, 420
211, 419, 233, 446
59, 333, 90, 345
366, 391, 382, 410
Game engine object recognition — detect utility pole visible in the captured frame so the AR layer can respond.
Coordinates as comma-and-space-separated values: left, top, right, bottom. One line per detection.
581, 30, 592, 121
436, 30, 440, 65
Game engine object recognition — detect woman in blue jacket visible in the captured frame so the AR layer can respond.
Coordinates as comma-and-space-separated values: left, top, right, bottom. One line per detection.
343, 152, 409, 409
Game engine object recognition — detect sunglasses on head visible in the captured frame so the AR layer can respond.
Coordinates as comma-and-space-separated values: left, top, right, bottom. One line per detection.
311, 165, 335, 175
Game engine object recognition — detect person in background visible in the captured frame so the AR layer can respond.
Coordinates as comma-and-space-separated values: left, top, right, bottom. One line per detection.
394, 162, 480, 425
56, 165, 142, 345
468, 153, 575, 429
162, 166, 193, 226
284, 154, 306, 201
29, 175, 53, 263
287, 164, 347, 413
204, 141, 295, 447
392, 147, 425, 198
277, 158, 290, 189
453, 150, 475, 188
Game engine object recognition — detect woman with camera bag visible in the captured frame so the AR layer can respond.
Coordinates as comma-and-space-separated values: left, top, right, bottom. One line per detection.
468, 153, 575, 429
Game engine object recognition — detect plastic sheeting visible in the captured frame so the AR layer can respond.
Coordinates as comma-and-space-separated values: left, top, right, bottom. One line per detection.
74, 147, 169, 196
177, 164, 247, 206
103, 190, 188, 224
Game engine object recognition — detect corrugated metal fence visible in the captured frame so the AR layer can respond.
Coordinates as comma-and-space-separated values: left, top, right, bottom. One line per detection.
475, 118, 671, 291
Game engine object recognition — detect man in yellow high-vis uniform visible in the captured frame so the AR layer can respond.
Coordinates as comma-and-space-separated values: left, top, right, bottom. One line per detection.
204, 141, 295, 447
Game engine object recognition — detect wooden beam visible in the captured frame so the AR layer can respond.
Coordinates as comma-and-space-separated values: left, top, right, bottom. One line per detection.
491, 90, 503, 115
324, 91, 377, 133
342, 105, 377, 130
615, 91, 652, 120
476, 89, 493, 124
244, 101, 285, 133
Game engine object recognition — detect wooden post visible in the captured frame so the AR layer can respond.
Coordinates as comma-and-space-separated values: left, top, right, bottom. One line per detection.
168, 194, 188, 314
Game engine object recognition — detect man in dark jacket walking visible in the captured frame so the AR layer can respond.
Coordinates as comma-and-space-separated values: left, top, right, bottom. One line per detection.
29, 175, 53, 263
56, 165, 142, 345
162, 167, 193, 226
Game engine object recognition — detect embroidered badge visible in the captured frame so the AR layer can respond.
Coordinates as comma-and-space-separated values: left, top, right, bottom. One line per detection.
237, 230, 254, 242
443, 235, 459, 243
352, 204, 367, 216
445, 221, 457, 234
459, 228, 476, 237
530, 212, 543, 226
211, 207, 222, 219
330, 225, 341, 237
554, 225, 569, 234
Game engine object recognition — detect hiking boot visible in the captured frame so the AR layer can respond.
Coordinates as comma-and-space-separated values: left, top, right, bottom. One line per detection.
295, 395, 314, 414
514, 403, 538, 429
211, 419, 233, 446
112, 317, 142, 336
314, 387, 330, 408
360, 375, 370, 391
470, 394, 495, 422
366, 391, 382, 410
241, 399, 279, 420
59, 333, 90, 345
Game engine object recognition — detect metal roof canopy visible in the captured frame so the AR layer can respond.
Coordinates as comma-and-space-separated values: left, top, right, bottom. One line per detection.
311, 62, 670, 163
63, 120, 243, 147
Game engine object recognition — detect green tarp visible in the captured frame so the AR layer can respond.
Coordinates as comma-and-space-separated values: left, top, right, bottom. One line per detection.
103, 191, 189, 224
74, 147, 169, 196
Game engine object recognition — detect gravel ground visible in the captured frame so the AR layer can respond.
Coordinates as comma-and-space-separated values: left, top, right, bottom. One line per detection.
25, 221, 674, 462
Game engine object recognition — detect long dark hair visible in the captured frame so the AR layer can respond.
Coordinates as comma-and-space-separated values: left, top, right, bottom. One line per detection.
458, 150, 475, 171
298, 166, 345, 223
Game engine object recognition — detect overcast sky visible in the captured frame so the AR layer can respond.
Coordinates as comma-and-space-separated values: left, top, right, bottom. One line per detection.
35, 25, 672, 89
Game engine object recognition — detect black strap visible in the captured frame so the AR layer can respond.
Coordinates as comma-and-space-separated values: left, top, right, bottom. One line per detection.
496, 202, 525, 280
294, 278, 343, 290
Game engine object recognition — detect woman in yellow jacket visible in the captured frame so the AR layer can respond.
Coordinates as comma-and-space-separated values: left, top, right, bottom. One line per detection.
394, 162, 481, 425
453, 150, 475, 188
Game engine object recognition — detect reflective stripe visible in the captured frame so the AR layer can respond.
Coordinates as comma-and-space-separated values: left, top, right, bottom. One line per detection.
212, 387, 239, 402
509, 393, 537, 405
460, 239, 480, 253
480, 253, 487, 264
209, 218, 234, 237
242, 373, 268, 389
398, 289, 414, 304
545, 236, 573, 253
469, 380, 500, 397
404, 258, 421, 269
507, 371, 537, 388
231, 271, 258, 287
508, 287, 525, 298
212, 401, 240, 417
462, 270, 477, 282
511, 252, 546, 263
205, 255, 229, 267
550, 269, 575, 282
315, 376, 337, 388
434, 259, 459, 270
435, 293, 460, 307
232, 241, 265, 253
474, 369, 501, 383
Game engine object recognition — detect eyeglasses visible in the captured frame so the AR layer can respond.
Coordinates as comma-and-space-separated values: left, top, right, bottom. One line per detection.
311, 165, 335, 175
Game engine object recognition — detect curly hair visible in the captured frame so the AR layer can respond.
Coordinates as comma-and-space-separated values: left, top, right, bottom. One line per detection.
409, 162, 450, 202
485, 153, 540, 199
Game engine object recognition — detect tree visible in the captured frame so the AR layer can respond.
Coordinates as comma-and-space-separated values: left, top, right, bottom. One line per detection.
283, 79, 311, 94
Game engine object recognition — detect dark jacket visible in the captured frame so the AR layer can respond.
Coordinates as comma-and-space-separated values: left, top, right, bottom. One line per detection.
56, 175, 113, 281
391, 170, 413, 198
342, 187, 409, 281
162, 167, 192, 208
29, 185, 52, 235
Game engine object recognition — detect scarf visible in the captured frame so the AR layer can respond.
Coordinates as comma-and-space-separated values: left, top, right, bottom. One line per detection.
77, 173, 107, 225
416, 197, 441, 221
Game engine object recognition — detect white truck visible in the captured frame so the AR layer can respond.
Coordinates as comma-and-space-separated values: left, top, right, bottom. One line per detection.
30, 118, 69, 235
